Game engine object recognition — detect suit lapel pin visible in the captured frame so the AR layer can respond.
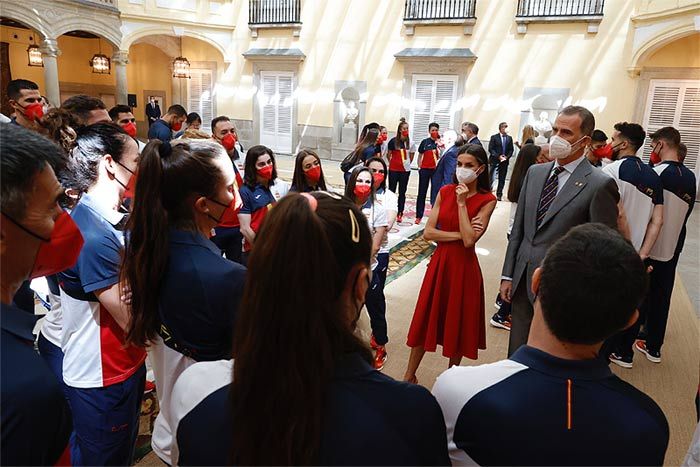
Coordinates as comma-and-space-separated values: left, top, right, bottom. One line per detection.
574, 181, 584, 187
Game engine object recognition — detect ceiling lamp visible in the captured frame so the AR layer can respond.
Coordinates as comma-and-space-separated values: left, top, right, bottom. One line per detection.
172, 56, 191, 79
27, 44, 43, 67
90, 37, 110, 74
172, 37, 190, 79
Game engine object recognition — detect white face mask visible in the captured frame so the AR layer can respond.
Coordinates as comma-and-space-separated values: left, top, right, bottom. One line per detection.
456, 167, 479, 184
550, 135, 585, 160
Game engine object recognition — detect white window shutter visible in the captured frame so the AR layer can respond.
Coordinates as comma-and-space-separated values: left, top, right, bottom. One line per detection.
410, 74, 457, 142
642, 80, 700, 174
679, 85, 700, 172
259, 72, 294, 154
188, 69, 214, 132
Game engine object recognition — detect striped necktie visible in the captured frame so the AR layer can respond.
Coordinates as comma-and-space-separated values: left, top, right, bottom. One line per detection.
536, 166, 566, 227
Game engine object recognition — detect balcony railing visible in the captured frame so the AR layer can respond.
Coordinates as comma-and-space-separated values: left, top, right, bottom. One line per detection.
516, 0, 604, 17
515, 0, 604, 33
249, 0, 301, 25
404, 0, 477, 21
403, 0, 477, 35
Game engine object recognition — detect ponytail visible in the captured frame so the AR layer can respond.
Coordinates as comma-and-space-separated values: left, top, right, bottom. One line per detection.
123, 140, 170, 347
123, 139, 227, 347
230, 192, 372, 465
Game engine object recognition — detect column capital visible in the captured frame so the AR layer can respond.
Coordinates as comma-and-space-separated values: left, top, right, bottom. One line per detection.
39, 38, 61, 58
112, 50, 129, 66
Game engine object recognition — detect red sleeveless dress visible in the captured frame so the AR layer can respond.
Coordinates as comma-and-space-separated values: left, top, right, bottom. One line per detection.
406, 185, 496, 360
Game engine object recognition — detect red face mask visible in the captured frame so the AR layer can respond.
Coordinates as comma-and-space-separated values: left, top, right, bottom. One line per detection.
122, 122, 137, 138
123, 169, 138, 199
2, 211, 84, 279
257, 165, 274, 180
401, 130, 409, 138
18, 102, 44, 122
372, 172, 385, 188
430, 130, 439, 140
221, 133, 237, 152
381, 133, 388, 143
207, 196, 236, 224
171, 120, 183, 132
305, 165, 322, 184
354, 184, 371, 200
592, 144, 613, 159
650, 143, 662, 165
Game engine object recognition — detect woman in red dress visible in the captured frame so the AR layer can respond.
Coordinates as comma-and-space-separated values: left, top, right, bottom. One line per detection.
404, 144, 497, 383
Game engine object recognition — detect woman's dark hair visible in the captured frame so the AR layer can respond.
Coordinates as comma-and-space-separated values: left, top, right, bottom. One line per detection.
349, 128, 380, 166
291, 149, 327, 192
508, 144, 541, 202
230, 192, 372, 465
345, 165, 375, 203
186, 112, 202, 126
243, 145, 277, 188
365, 156, 388, 191
67, 122, 131, 193
123, 139, 227, 347
452, 143, 490, 193
359, 122, 380, 142
396, 117, 409, 142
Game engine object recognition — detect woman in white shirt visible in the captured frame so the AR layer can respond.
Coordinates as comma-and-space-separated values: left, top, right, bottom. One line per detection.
345, 166, 389, 369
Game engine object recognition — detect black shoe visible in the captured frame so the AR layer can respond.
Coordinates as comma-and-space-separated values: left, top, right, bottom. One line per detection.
497, 195, 503, 201
489, 313, 511, 331
609, 353, 633, 369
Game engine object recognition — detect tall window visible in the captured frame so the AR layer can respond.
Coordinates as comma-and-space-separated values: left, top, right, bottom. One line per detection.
188, 68, 214, 132
259, 71, 294, 154
642, 79, 700, 181
410, 74, 457, 141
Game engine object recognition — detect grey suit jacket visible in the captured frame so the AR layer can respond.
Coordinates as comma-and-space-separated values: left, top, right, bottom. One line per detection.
502, 158, 620, 302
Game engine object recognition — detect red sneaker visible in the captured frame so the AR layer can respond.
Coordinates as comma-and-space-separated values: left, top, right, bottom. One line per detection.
396, 213, 403, 223
370, 335, 379, 350
144, 380, 156, 394
373, 346, 387, 371
415, 218, 422, 225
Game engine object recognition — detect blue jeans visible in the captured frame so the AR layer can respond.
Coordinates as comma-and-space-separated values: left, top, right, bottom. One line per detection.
365, 253, 390, 345
416, 168, 435, 219
388, 170, 410, 215
66, 365, 146, 466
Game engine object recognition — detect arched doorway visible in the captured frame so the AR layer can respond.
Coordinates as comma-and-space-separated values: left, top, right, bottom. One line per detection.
127, 34, 225, 135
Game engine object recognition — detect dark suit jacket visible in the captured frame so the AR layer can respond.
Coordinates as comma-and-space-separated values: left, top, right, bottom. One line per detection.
146, 103, 161, 124
467, 136, 483, 147
502, 158, 619, 302
488, 133, 514, 165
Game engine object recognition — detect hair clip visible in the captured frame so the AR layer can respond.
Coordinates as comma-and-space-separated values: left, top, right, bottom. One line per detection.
159, 140, 172, 158
349, 209, 360, 243
299, 192, 318, 212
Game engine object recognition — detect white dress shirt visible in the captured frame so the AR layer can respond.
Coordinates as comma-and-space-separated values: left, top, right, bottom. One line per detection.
551, 155, 586, 195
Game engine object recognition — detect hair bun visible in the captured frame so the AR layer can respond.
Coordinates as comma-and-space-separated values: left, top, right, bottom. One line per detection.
399, 117, 406, 123
159, 140, 172, 158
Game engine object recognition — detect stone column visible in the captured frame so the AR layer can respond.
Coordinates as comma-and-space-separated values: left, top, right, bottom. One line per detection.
39, 39, 61, 107
112, 50, 129, 105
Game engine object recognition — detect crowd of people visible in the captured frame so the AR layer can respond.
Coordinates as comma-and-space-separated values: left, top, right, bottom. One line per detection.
1, 77, 698, 466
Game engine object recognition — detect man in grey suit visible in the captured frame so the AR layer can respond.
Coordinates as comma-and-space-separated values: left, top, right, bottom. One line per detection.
500, 106, 620, 356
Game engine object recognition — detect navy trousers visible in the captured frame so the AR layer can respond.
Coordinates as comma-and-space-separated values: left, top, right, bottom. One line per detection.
65, 365, 146, 466
388, 171, 410, 215
211, 226, 243, 264
416, 168, 435, 220
366, 252, 390, 346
